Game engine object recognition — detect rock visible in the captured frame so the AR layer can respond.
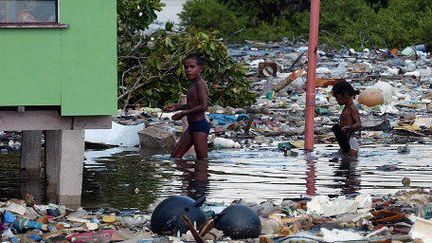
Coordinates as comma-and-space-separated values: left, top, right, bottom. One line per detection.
402, 177, 411, 187
138, 126, 176, 154
202, 228, 224, 241
255, 200, 280, 217
260, 218, 281, 235
398, 145, 411, 154
377, 164, 400, 171
111, 229, 135, 241
224, 106, 236, 115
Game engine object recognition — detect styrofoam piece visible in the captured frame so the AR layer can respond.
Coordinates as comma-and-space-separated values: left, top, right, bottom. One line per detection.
307, 194, 372, 217
85, 122, 144, 146
321, 228, 364, 242
410, 218, 432, 243
213, 137, 241, 149
355, 194, 372, 209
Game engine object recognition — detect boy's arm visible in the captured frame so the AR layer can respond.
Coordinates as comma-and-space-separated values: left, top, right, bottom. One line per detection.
163, 103, 188, 112
349, 105, 362, 131
181, 82, 208, 116
174, 104, 189, 110
341, 105, 361, 133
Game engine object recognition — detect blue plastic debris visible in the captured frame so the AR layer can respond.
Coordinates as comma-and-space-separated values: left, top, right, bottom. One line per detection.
208, 114, 250, 126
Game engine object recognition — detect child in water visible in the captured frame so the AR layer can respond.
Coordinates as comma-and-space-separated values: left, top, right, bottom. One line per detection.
331, 81, 362, 161
163, 54, 209, 161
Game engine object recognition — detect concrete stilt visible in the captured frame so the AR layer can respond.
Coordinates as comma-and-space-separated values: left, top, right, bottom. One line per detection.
21, 131, 43, 170
45, 130, 85, 208
20, 131, 43, 203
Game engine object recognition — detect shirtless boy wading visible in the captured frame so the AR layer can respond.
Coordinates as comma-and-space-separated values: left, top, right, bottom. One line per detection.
163, 54, 210, 161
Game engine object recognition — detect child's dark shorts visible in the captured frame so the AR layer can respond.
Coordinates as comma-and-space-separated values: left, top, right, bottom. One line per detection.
188, 119, 210, 134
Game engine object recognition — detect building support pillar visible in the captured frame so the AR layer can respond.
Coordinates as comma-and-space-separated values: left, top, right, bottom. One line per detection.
45, 130, 85, 208
20, 131, 43, 204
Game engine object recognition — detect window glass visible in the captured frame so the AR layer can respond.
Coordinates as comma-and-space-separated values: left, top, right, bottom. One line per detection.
0, 0, 57, 23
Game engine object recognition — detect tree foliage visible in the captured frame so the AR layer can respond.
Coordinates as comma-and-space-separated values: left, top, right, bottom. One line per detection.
119, 30, 256, 108
117, 0, 165, 40
180, 0, 432, 49
179, 0, 246, 36
117, 0, 256, 108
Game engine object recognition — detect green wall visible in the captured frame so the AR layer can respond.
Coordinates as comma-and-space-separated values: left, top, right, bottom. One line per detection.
0, 0, 117, 116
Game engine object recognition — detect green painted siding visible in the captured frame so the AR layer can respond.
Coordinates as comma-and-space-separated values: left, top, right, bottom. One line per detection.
0, 0, 117, 116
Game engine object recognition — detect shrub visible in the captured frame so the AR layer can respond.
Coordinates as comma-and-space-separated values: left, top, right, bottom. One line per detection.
118, 30, 256, 108
180, 0, 432, 49
179, 0, 246, 37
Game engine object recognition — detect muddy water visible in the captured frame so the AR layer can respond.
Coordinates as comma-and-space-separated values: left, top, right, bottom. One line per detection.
1, 144, 431, 210
81, 144, 432, 209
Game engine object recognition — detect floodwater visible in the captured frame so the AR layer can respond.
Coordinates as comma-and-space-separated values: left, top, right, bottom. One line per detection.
157, 0, 187, 24
2, 144, 431, 210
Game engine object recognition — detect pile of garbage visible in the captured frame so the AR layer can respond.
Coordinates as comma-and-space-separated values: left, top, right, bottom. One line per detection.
226, 41, 432, 145
2, 189, 432, 242
96, 40, 432, 154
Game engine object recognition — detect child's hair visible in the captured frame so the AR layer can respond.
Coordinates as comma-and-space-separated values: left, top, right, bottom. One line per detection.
184, 53, 204, 66
332, 81, 360, 97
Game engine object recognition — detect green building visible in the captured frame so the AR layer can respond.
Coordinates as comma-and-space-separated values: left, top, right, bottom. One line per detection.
0, 0, 117, 116
0, 0, 117, 207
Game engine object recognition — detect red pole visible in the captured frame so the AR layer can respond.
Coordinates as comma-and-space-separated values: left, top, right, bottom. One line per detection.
304, 0, 321, 152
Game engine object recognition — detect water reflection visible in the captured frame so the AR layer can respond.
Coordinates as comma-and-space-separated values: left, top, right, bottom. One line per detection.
0, 153, 21, 201
333, 160, 361, 195
176, 160, 209, 201
82, 153, 173, 210
20, 168, 44, 204
305, 160, 316, 196
1, 145, 432, 209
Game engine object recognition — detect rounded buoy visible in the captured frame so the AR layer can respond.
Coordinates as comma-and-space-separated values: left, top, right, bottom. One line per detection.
150, 196, 207, 235
215, 204, 261, 239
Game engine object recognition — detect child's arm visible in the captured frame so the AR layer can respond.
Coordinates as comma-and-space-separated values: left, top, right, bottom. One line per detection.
342, 105, 362, 132
163, 103, 188, 112
350, 106, 362, 131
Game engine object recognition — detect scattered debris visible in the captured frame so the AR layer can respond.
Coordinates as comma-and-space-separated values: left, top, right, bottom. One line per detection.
0, 189, 431, 242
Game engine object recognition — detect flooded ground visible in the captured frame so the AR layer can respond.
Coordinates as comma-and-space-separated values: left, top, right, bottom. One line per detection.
3, 144, 430, 210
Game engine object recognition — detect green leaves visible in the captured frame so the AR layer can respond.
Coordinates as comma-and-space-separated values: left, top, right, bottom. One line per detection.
118, 30, 256, 108
180, 0, 432, 49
